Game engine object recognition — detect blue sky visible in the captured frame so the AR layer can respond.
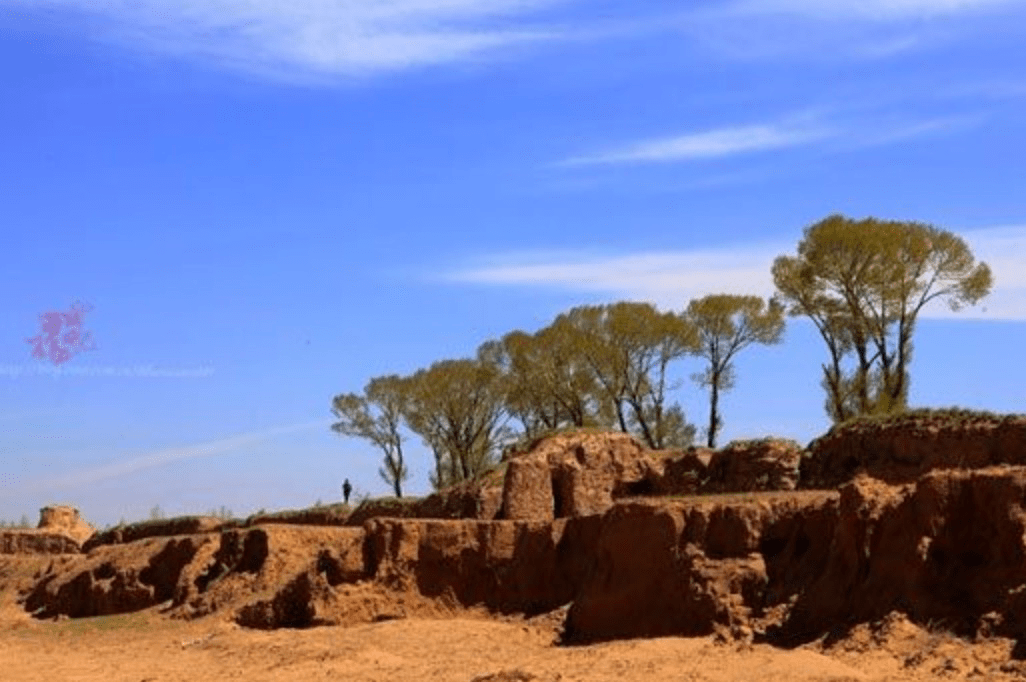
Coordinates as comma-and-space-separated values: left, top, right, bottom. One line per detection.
1, 0, 1024, 527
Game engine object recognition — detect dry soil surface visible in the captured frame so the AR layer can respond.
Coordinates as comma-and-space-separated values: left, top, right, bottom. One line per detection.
1, 603, 1020, 682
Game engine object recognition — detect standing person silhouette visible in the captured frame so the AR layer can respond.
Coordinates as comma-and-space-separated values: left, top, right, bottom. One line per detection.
342, 478, 353, 505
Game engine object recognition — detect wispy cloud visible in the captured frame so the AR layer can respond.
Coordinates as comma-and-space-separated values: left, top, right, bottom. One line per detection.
556, 112, 980, 167
5, 0, 571, 80
449, 242, 788, 308
558, 119, 833, 166
446, 224, 1026, 320
23, 419, 331, 491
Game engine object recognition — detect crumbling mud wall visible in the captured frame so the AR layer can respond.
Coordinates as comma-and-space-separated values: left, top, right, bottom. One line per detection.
365, 516, 603, 617
501, 432, 658, 521
1, 505, 96, 554
563, 492, 836, 643
345, 482, 502, 527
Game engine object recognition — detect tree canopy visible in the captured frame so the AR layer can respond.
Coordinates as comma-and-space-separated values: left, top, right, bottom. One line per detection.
330, 374, 410, 497
401, 357, 510, 489
773, 215, 992, 422
686, 294, 785, 447
331, 214, 992, 496
550, 302, 700, 448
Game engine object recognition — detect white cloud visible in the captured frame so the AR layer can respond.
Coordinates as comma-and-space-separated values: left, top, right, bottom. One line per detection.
23, 419, 331, 491
5, 0, 569, 79
447, 224, 1026, 320
449, 242, 788, 309
556, 112, 981, 167
558, 120, 834, 166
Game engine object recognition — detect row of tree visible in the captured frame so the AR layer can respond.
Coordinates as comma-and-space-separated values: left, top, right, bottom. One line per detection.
332, 215, 992, 496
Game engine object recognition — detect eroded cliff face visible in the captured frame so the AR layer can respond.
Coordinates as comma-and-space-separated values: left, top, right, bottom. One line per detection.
10, 467, 1026, 655
9, 420, 1026, 658
567, 467, 1026, 647
786, 468, 1026, 644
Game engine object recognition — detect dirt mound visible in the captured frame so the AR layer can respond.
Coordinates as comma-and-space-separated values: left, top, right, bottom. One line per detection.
38, 505, 96, 544
648, 439, 804, 495
801, 410, 1026, 488
407, 481, 503, 521
501, 431, 656, 520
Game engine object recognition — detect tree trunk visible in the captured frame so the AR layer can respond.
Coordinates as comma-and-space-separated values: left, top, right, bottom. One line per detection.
707, 377, 720, 448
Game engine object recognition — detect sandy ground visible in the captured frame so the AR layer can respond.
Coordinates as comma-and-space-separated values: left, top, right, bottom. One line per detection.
2, 603, 1021, 682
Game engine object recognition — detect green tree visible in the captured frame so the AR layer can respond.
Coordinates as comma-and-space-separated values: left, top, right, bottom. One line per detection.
555, 301, 699, 448
331, 374, 410, 498
401, 358, 510, 489
686, 294, 785, 447
481, 324, 601, 442
773, 215, 992, 422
